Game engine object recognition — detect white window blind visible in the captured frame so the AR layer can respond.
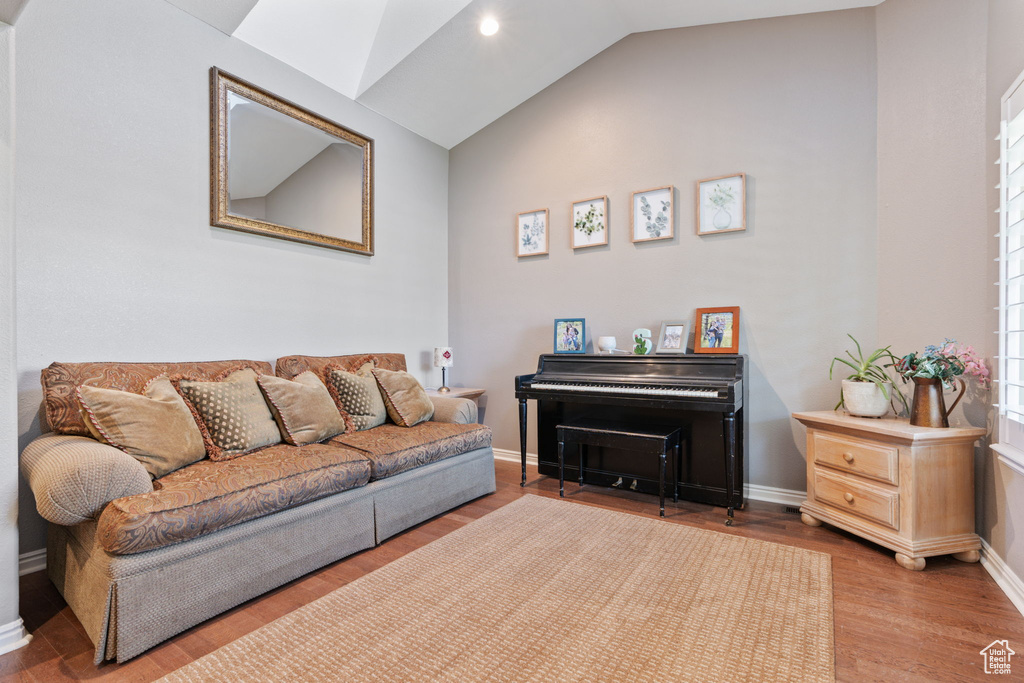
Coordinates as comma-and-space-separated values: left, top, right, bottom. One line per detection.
998, 69, 1024, 439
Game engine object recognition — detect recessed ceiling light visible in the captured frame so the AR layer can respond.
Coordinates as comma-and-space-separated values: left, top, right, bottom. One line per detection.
480, 17, 499, 36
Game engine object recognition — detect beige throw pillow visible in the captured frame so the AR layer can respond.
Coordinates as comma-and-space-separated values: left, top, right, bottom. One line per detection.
77, 376, 205, 479
178, 368, 282, 460
372, 368, 434, 427
326, 362, 387, 431
257, 372, 348, 445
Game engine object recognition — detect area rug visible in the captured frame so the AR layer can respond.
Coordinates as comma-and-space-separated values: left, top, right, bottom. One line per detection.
160, 496, 834, 682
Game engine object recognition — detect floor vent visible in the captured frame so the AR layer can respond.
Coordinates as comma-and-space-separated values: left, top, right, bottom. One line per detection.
783, 506, 801, 514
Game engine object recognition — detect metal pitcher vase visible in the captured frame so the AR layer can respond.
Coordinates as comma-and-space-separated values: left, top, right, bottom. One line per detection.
909, 376, 966, 428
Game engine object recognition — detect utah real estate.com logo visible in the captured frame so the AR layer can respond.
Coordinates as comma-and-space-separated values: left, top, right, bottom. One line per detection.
980, 640, 1015, 675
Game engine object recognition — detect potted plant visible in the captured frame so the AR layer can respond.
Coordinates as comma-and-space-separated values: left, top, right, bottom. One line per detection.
894, 339, 990, 427
830, 335, 907, 418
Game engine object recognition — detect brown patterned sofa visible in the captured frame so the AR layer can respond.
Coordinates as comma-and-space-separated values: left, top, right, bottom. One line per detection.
20, 354, 495, 664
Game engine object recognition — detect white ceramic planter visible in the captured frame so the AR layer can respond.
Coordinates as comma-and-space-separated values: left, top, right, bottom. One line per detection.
841, 379, 891, 418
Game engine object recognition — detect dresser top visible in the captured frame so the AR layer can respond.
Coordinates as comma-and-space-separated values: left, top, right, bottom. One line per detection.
792, 410, 988, 444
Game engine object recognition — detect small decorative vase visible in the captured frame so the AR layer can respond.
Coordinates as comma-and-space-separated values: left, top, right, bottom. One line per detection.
841, 380, 891, 418
713, 208, 732, 230
909, 376, 966, 428
597, 336, 617, 355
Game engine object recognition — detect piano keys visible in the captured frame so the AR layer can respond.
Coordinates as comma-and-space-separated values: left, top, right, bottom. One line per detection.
515, 354, 745, 516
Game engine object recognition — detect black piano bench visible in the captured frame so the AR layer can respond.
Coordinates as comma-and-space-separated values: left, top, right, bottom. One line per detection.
556, 420, 682, 517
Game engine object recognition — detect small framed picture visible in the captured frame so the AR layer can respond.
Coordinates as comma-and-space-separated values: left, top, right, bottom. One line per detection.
554, 318, 586, 354
697, 173, 746, 236
656, 320, 689, 354
516, 209, 549, 257
571, 196, 608, 249
631, 186, 674, 243
694, 307, 740, 354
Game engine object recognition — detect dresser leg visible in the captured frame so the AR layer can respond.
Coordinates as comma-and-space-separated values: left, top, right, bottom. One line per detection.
800, 513, 822, 527
952, 550, 981, 563
895, 553, 926, 571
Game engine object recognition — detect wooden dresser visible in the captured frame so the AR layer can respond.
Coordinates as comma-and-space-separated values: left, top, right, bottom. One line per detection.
792, 411, 986, 571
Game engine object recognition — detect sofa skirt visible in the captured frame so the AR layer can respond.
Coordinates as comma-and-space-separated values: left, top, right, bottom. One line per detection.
47, 446, 495, 664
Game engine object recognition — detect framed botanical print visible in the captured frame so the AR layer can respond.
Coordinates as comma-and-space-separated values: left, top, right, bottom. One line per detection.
554, 318, 586, 354
697, 173, 746, 236
694, 307, 740, 354
631, 186, 674, 243
655, 320, 689, 354
516, 209, 548, 257
571, 196, 608, 249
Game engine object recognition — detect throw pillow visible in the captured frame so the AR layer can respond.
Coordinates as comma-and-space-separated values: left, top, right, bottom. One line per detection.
177, 368, 282, 460
325, 362, 387, 431
77, 376, 205, 479
372, 368, 434, 427
257, 371, 348, 446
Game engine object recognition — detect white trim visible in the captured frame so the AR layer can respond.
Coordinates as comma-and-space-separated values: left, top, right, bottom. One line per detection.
992, 442, 1024, 478
981, 538, 1024, 617
493, 449, 807, 505
18, 548, 45, 576
0, 618, 30, 656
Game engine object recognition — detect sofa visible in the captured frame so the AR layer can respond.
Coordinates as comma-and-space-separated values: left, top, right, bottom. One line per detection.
19, 353, 495, 664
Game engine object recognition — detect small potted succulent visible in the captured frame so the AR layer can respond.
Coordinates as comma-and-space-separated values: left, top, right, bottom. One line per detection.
830, 335, 907, 417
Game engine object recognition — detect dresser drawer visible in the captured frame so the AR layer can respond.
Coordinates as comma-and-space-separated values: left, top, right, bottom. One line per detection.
813, 470, 899, 530
812, 431, 899, 485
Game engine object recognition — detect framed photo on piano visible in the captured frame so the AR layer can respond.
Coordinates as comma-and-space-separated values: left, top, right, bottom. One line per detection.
694, 306, 740, 354
553, 318, 587, 354
655, 320, 689, 354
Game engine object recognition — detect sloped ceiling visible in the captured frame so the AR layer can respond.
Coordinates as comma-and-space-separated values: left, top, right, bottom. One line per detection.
167, 0, 884, 149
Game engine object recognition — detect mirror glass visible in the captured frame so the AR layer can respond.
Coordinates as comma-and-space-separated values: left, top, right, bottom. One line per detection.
211, 69, 374, 255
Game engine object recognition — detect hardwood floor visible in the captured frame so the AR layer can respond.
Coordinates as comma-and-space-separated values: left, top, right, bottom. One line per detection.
3, 459, 1022, 682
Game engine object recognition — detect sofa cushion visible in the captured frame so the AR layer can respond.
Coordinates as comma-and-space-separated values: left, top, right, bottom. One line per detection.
372, 368, 434, 427
77, 377, 206, 479
97, 443, 371, 555
329, 422, 491, 480
42, 359, 272, 436
275, 353, 407, 381
178, 369, 282, 461
325, 362, 387, 431
258, 372, 348, 445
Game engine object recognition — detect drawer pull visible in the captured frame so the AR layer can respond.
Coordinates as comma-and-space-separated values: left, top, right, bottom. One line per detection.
844, 492, 855, 503
843, 452, 854, 463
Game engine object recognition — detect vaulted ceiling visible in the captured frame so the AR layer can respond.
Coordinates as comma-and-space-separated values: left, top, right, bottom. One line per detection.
167, 0, 883, 149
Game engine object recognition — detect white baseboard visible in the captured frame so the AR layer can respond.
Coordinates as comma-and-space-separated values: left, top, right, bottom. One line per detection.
0, 618, 30, 656
19, 548, 45, 576
981, 538, 1024, 617
492, 449, 806, 506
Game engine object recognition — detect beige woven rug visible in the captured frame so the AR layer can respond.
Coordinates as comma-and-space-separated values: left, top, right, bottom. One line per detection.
160, 496, 834, 682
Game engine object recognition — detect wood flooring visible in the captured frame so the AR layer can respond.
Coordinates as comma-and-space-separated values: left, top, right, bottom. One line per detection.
3, 459, 1023, 682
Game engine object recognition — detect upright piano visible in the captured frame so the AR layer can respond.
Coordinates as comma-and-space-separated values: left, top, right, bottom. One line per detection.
515, 354, 745, 513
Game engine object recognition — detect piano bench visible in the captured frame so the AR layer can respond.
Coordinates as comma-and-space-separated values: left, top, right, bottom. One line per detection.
555, 420, 682, 517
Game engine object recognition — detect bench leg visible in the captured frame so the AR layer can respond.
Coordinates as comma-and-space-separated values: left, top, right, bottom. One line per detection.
659, 451, 666, 517
558, 439, 565, 498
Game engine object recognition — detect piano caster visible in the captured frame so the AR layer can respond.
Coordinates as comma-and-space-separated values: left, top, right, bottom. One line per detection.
629, 479, 638, 491
726, 507, 734, 526
612, 477, 623, 488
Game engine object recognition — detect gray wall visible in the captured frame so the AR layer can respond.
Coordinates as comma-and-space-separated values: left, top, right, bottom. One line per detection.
448, 10, 879, 494
265, 142, 364, 242
13, 0, 449, 554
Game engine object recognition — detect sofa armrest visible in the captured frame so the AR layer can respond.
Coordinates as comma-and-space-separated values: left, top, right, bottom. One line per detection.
429, 396, 478, 424
20, 434, 154, 526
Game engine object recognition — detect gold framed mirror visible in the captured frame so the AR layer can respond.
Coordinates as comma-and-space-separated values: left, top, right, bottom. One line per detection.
210, 68, 374, 255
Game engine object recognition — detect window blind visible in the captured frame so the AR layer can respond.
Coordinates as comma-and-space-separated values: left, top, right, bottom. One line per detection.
998, 75, 1024, 421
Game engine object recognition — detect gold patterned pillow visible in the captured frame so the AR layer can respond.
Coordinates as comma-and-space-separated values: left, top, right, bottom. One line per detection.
325, 362, 387, 431
177, 368, 282, 460
257, 372, 348, 445
372, 368, 434, 428
77, 376, 206, 479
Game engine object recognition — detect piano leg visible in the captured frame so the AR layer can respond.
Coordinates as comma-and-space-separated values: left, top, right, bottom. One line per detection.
519, 398, 527, 487
724, 411, 737, 526
659, 451, 666, 517
578, 444, 585, 486
673, 442, 680, 504
557, 438, 565, 497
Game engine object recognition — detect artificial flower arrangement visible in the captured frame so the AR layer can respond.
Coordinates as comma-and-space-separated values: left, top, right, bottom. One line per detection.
893, 339, 991, 389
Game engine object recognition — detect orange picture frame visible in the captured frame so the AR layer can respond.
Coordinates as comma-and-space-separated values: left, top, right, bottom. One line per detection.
693, 306, 740, 354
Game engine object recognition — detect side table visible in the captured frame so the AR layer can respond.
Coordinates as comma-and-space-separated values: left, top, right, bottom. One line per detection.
426, 387, 485, 406
793, 411, 985, 571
